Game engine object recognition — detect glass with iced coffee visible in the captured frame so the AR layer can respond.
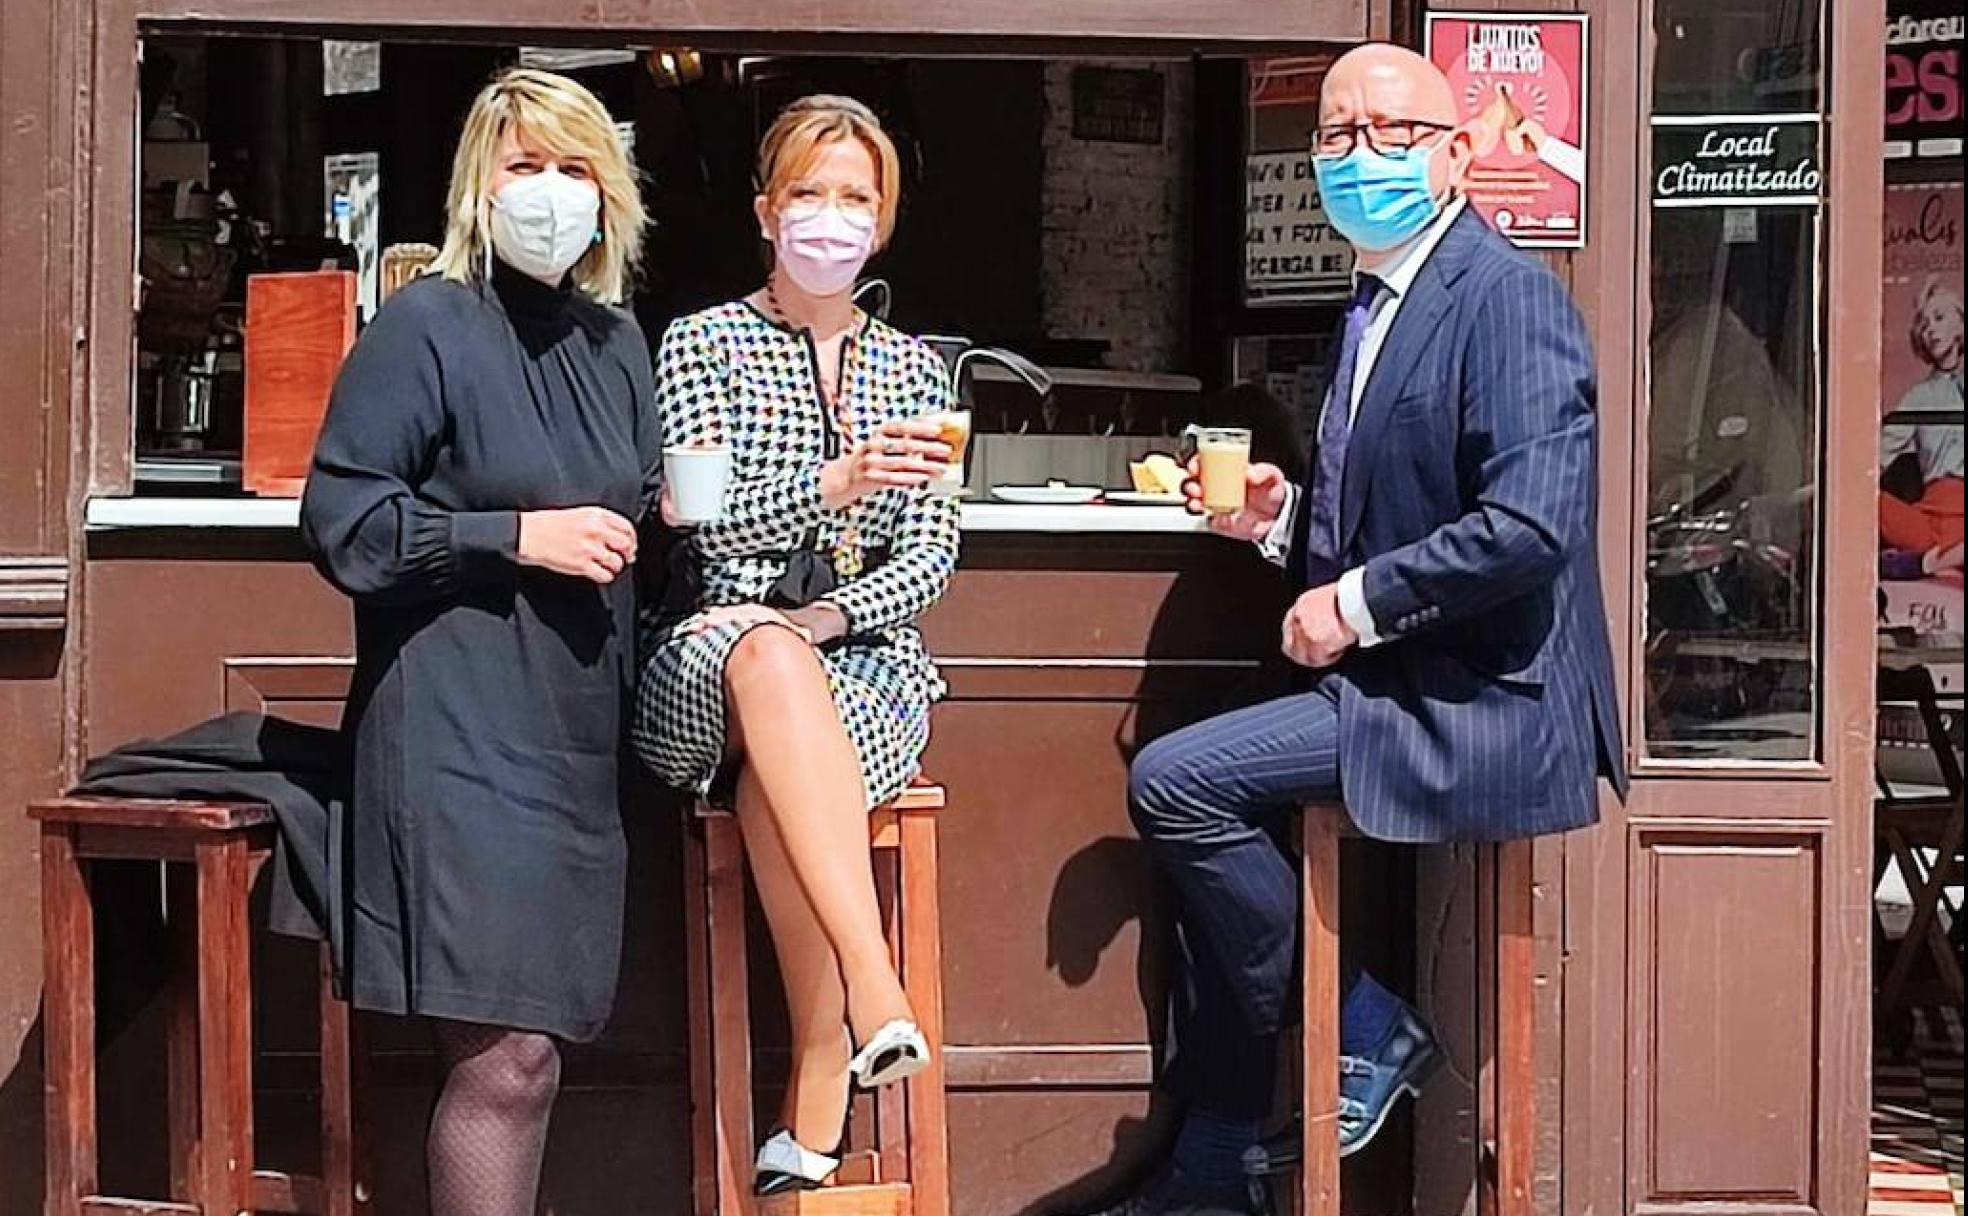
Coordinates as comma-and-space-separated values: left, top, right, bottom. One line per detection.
1184, 425, 1252, 515
923, 408, 973, 495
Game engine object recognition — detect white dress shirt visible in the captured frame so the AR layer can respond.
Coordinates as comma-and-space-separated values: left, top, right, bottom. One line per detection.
1264, 196, 1470, 647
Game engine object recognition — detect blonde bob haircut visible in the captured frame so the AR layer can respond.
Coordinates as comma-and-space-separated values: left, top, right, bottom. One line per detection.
430, 68, 647, 305
1911, 275, 1964, 366
757, 95, 902, 246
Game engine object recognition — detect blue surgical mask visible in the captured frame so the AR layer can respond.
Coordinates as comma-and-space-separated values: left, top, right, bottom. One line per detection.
1314, 144, 1443, 253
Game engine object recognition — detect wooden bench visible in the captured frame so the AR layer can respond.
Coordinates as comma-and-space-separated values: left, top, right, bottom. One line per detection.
30, 795, 369, 1216
1298, 801, 1535, 1216
684, 783, 950, 1216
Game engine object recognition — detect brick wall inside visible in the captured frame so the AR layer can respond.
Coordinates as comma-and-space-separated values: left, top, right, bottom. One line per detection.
1040, 61, 1194, 373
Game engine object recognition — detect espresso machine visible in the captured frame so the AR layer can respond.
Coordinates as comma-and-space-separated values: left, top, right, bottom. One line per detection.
136, 94, 248, 469
136, 217, 247, 466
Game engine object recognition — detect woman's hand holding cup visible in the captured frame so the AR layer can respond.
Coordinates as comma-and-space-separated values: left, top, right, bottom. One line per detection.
821, 419, 952, 509
664, 440, 734, 526
517, 506, 638, 584
1185, 459, 1291, 542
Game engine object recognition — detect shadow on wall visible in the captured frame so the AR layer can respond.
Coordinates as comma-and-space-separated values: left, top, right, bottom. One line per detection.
0, 1013, 44, 1214
1010, 546, 1295, 1215
1022, 835, 1183, 1215
1020, 533, 1423, 1214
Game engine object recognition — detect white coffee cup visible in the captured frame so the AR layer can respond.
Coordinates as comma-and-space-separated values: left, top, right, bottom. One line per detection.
664, 444, 733, 524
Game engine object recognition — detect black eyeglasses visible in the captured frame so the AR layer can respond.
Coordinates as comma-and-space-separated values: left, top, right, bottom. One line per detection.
1310, 120, 1455, 160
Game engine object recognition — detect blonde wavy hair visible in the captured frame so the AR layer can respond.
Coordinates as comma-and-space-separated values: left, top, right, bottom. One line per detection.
756, 95, 902, 246
430, 68, 646, 304
1911, 275, 1965, 371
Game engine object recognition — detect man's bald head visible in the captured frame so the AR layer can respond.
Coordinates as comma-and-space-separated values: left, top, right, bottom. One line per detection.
1321, 43, 1458, 130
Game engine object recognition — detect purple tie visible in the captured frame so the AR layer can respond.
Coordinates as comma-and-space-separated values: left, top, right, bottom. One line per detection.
1303, 274, 1386, 567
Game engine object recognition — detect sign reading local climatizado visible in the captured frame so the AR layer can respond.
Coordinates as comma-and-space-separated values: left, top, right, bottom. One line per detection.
1650, 115, 1824, 208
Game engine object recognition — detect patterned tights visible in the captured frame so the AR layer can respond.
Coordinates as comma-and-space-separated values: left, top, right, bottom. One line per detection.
427, 1020, 562, 1216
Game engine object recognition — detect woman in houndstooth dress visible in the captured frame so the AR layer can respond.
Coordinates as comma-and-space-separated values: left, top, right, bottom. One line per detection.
632, 300, 958, 809
630, 95, 960, 1196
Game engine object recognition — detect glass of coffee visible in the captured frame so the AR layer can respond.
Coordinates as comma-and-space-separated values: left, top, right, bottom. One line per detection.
1184, 425, 1252, 515
923, 408, 973, 496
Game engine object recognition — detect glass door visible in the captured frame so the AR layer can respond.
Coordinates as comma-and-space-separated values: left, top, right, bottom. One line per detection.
1605, 0, 1881, 1210
1642, 0, 1824, 763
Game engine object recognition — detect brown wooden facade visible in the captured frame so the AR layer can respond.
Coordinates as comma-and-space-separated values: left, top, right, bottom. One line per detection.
0, 0, 1886, 1213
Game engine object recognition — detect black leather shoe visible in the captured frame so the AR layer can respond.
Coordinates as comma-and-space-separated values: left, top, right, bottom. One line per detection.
1240, 1123, 1301, 1215
1337, 1005, 1442, 1157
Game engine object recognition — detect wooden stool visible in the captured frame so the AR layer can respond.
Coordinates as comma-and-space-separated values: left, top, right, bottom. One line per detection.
31, 796, 369, 1216
684, 782, 950, 1216
1298, 802, 1533, 1216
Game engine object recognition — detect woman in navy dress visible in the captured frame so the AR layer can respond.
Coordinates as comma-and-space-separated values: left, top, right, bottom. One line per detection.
300, 69, 654, 1216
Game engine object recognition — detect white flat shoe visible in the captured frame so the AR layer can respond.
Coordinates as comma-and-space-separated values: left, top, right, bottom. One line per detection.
848, 1019, 930, 1090
754, 1129, 839, 1195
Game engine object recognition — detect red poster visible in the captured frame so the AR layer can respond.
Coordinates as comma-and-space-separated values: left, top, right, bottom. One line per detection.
1879, 179, 1965, 630
1425, 12, 1589, 248
1883, 180, 1964, 418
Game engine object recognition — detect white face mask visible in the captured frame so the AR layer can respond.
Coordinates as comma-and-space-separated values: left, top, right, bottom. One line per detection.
488, 169, 601, 284
772, 203, 877, 297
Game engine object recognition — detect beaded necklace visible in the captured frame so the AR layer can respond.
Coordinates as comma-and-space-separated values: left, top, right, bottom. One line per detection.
762, 282, 867, 578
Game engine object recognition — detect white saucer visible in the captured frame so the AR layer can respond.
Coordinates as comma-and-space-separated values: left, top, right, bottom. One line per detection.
991, 484, 1104, 505
1105, 490, 1186, 506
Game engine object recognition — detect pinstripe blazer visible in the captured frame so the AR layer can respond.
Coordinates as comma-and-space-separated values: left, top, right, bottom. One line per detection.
1287, 207, 1629, 843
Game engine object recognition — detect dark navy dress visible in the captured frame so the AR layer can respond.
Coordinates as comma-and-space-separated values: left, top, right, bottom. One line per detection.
300, 261, 660, 1042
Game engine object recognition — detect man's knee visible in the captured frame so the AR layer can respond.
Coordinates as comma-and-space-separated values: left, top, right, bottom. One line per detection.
1129, 732, 1215, 841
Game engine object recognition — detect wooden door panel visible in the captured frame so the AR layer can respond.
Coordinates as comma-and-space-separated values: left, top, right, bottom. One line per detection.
1629, 827, 1821, 1211
925, 695, 1170, 1049
82, 550, 352, 748
947, 1090, 1155, 1216
224, 657, 354, 727
1623, 779, 1839, 822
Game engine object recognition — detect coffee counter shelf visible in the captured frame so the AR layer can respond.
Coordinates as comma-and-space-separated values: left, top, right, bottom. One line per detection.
85, 496, 1213, 536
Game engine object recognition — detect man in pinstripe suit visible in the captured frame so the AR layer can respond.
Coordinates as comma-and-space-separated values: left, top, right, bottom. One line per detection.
1092, 44, 1628, 1214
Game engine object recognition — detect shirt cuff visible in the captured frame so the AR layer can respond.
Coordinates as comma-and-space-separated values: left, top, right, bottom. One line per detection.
449, 509, 520, 586
1256, 484, 1300, 567
1337, 566, 1383, 648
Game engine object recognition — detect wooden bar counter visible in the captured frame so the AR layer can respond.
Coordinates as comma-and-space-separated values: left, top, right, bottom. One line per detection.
75, 499, 1467, 1215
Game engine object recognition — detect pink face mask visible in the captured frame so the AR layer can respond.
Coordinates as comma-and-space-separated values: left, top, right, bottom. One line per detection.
772, 203, 877, 297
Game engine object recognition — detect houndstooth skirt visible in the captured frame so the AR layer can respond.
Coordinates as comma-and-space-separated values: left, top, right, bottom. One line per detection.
633, 617, 942, 809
